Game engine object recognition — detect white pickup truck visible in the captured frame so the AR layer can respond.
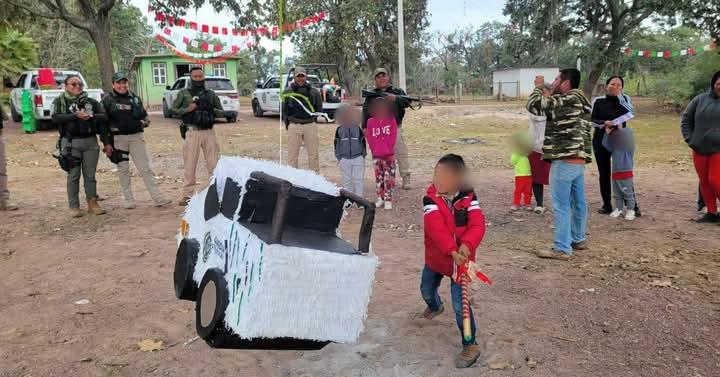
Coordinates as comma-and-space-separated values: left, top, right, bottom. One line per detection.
6, 70, 103, 126
252, 65, 344, 120
162, 76, 239, 123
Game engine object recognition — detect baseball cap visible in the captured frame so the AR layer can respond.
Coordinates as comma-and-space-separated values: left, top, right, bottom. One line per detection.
373, 68, 388, 77
294, 67, 306, 77
112, 72, 128, 82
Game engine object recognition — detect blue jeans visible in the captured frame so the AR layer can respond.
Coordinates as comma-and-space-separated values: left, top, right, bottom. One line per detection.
550, 160, 588, 253
420, 265, 477, 345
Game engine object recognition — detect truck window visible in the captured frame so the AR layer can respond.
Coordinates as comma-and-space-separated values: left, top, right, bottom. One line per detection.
16, 74, 26, 88
265, 78, 280, 89
238, 180, 344, 234
205, 79, 234, 91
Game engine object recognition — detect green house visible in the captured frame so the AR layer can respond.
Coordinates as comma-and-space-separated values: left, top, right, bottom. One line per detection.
130, 54, 239, 109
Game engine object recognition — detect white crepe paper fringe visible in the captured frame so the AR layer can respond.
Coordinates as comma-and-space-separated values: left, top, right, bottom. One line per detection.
227, 243, 378, 343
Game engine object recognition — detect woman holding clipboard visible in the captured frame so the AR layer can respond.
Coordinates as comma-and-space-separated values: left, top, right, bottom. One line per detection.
591, 76, 641, 216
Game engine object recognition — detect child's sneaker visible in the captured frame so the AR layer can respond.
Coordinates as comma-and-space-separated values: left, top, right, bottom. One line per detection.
384, 201, 393, 210
609, 209, 623, 218
533, 206, 545, 214
510, 205, 519, 211
625, 210, 636, 221
375, 198, 384, 208
524, 205, 533, 211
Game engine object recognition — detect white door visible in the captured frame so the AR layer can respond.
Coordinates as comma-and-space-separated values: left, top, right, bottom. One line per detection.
264, 77, 281, 112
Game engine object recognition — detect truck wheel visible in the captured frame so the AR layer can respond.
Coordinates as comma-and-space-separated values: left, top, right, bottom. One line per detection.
252, 100, 264, 118
196, 268, 231, 347
227, 115, 237, 123
162, 100, 170, 118
174, 238, 200, 301
10, 104, 21, 122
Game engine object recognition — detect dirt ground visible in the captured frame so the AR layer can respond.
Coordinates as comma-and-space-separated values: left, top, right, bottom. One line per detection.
0, 99, 718, 377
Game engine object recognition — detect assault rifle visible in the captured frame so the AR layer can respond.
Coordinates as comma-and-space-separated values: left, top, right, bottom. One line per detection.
361, 90, 434, 109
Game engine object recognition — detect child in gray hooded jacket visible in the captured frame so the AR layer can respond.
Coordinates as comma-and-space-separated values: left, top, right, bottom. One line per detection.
602, 127, 637, 220
334, 105, 367, 197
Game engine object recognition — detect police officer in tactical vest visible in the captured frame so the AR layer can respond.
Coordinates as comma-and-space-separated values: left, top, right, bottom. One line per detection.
102, 72, 170, 209
170, 67, 225, 206
362, 68, 413, 189
282, 67, 323, 172
51, 75, 110, 218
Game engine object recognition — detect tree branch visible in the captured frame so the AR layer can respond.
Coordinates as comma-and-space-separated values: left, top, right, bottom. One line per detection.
6, 0, 58, 19
36, 0, 93, 30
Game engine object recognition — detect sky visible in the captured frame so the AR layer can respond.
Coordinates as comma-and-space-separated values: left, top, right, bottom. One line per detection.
130, 0, 509, 53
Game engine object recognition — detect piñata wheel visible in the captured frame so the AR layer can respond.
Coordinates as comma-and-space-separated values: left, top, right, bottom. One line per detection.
174, 238, 199, 301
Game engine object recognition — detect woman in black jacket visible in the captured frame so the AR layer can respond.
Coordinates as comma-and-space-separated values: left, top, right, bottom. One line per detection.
591, 76, 641, 216
51, 75, 110, 218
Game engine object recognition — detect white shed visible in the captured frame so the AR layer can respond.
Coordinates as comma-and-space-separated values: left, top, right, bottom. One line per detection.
492, 67, 560, 98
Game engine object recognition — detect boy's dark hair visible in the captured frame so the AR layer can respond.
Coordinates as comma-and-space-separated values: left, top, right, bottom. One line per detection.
560, 68, 581, 89
436, 154, 466, 172
190, 66, 204, 73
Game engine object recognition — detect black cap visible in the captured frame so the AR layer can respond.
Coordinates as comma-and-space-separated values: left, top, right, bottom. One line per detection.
112, 72, 128, 82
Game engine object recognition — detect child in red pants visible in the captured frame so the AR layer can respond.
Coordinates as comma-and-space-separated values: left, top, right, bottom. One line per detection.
510, 133, 533, 210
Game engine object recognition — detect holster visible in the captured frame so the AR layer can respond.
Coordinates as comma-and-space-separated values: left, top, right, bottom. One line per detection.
108, 148, 129, 164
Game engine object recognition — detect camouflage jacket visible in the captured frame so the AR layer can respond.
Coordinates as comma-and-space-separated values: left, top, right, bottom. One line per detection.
527, 88, 593, 163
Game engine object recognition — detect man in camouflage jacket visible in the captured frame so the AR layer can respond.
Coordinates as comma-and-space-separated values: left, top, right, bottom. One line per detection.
526, 68, 592, 260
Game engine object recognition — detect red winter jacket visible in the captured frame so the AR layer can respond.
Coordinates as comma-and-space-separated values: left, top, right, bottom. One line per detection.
423, 184, 486, 277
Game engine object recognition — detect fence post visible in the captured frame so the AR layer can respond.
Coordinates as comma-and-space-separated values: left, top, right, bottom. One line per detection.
497, 82, 503, 101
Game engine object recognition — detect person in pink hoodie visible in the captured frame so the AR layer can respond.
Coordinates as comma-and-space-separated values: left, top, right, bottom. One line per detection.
366, 99, 398, 210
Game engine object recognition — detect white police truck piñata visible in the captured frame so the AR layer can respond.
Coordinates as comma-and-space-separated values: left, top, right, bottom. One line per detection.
174, 157, 378, 349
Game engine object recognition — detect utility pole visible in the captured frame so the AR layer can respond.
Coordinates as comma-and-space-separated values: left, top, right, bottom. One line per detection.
397, 0, 407, 90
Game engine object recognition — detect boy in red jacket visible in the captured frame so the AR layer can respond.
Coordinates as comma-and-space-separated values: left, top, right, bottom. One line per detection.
421, 154, 486, 368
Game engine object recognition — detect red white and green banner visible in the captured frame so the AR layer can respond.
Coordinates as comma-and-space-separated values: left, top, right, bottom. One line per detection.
621, 39, 717, 58
150, 10, 327, 63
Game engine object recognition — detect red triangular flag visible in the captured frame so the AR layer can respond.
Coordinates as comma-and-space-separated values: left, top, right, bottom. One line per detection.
232, 29, 239, 36
190, 22, 197, 30
319, 11, 326, 20
240, 30, 248, 37
202, 24, 209, 33
271, 26, 278, 38
312, 15, 319, 23
168, 16, 175, 25
214, 43, 223, 52
182, 36, 190, 44
688, 48, 696, 55
624, 48, 632, 56
212, 26, 219, 34
177, 19, 185, 27
155, 12, 165, 21
246, 41, 252, 48
663, 50, 671, 58
222, 27, 228, 35
643, 50, 651, 57
231, 45, 239, 53
201, 42, 209, 51
163, 28, 171, 36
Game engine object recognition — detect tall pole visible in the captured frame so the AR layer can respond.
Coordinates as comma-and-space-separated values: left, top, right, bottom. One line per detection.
397, 0, 407, 90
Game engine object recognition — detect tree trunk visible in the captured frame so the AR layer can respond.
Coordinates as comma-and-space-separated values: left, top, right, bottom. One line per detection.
88, 15, 114, 93
584, 60, 607, 98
